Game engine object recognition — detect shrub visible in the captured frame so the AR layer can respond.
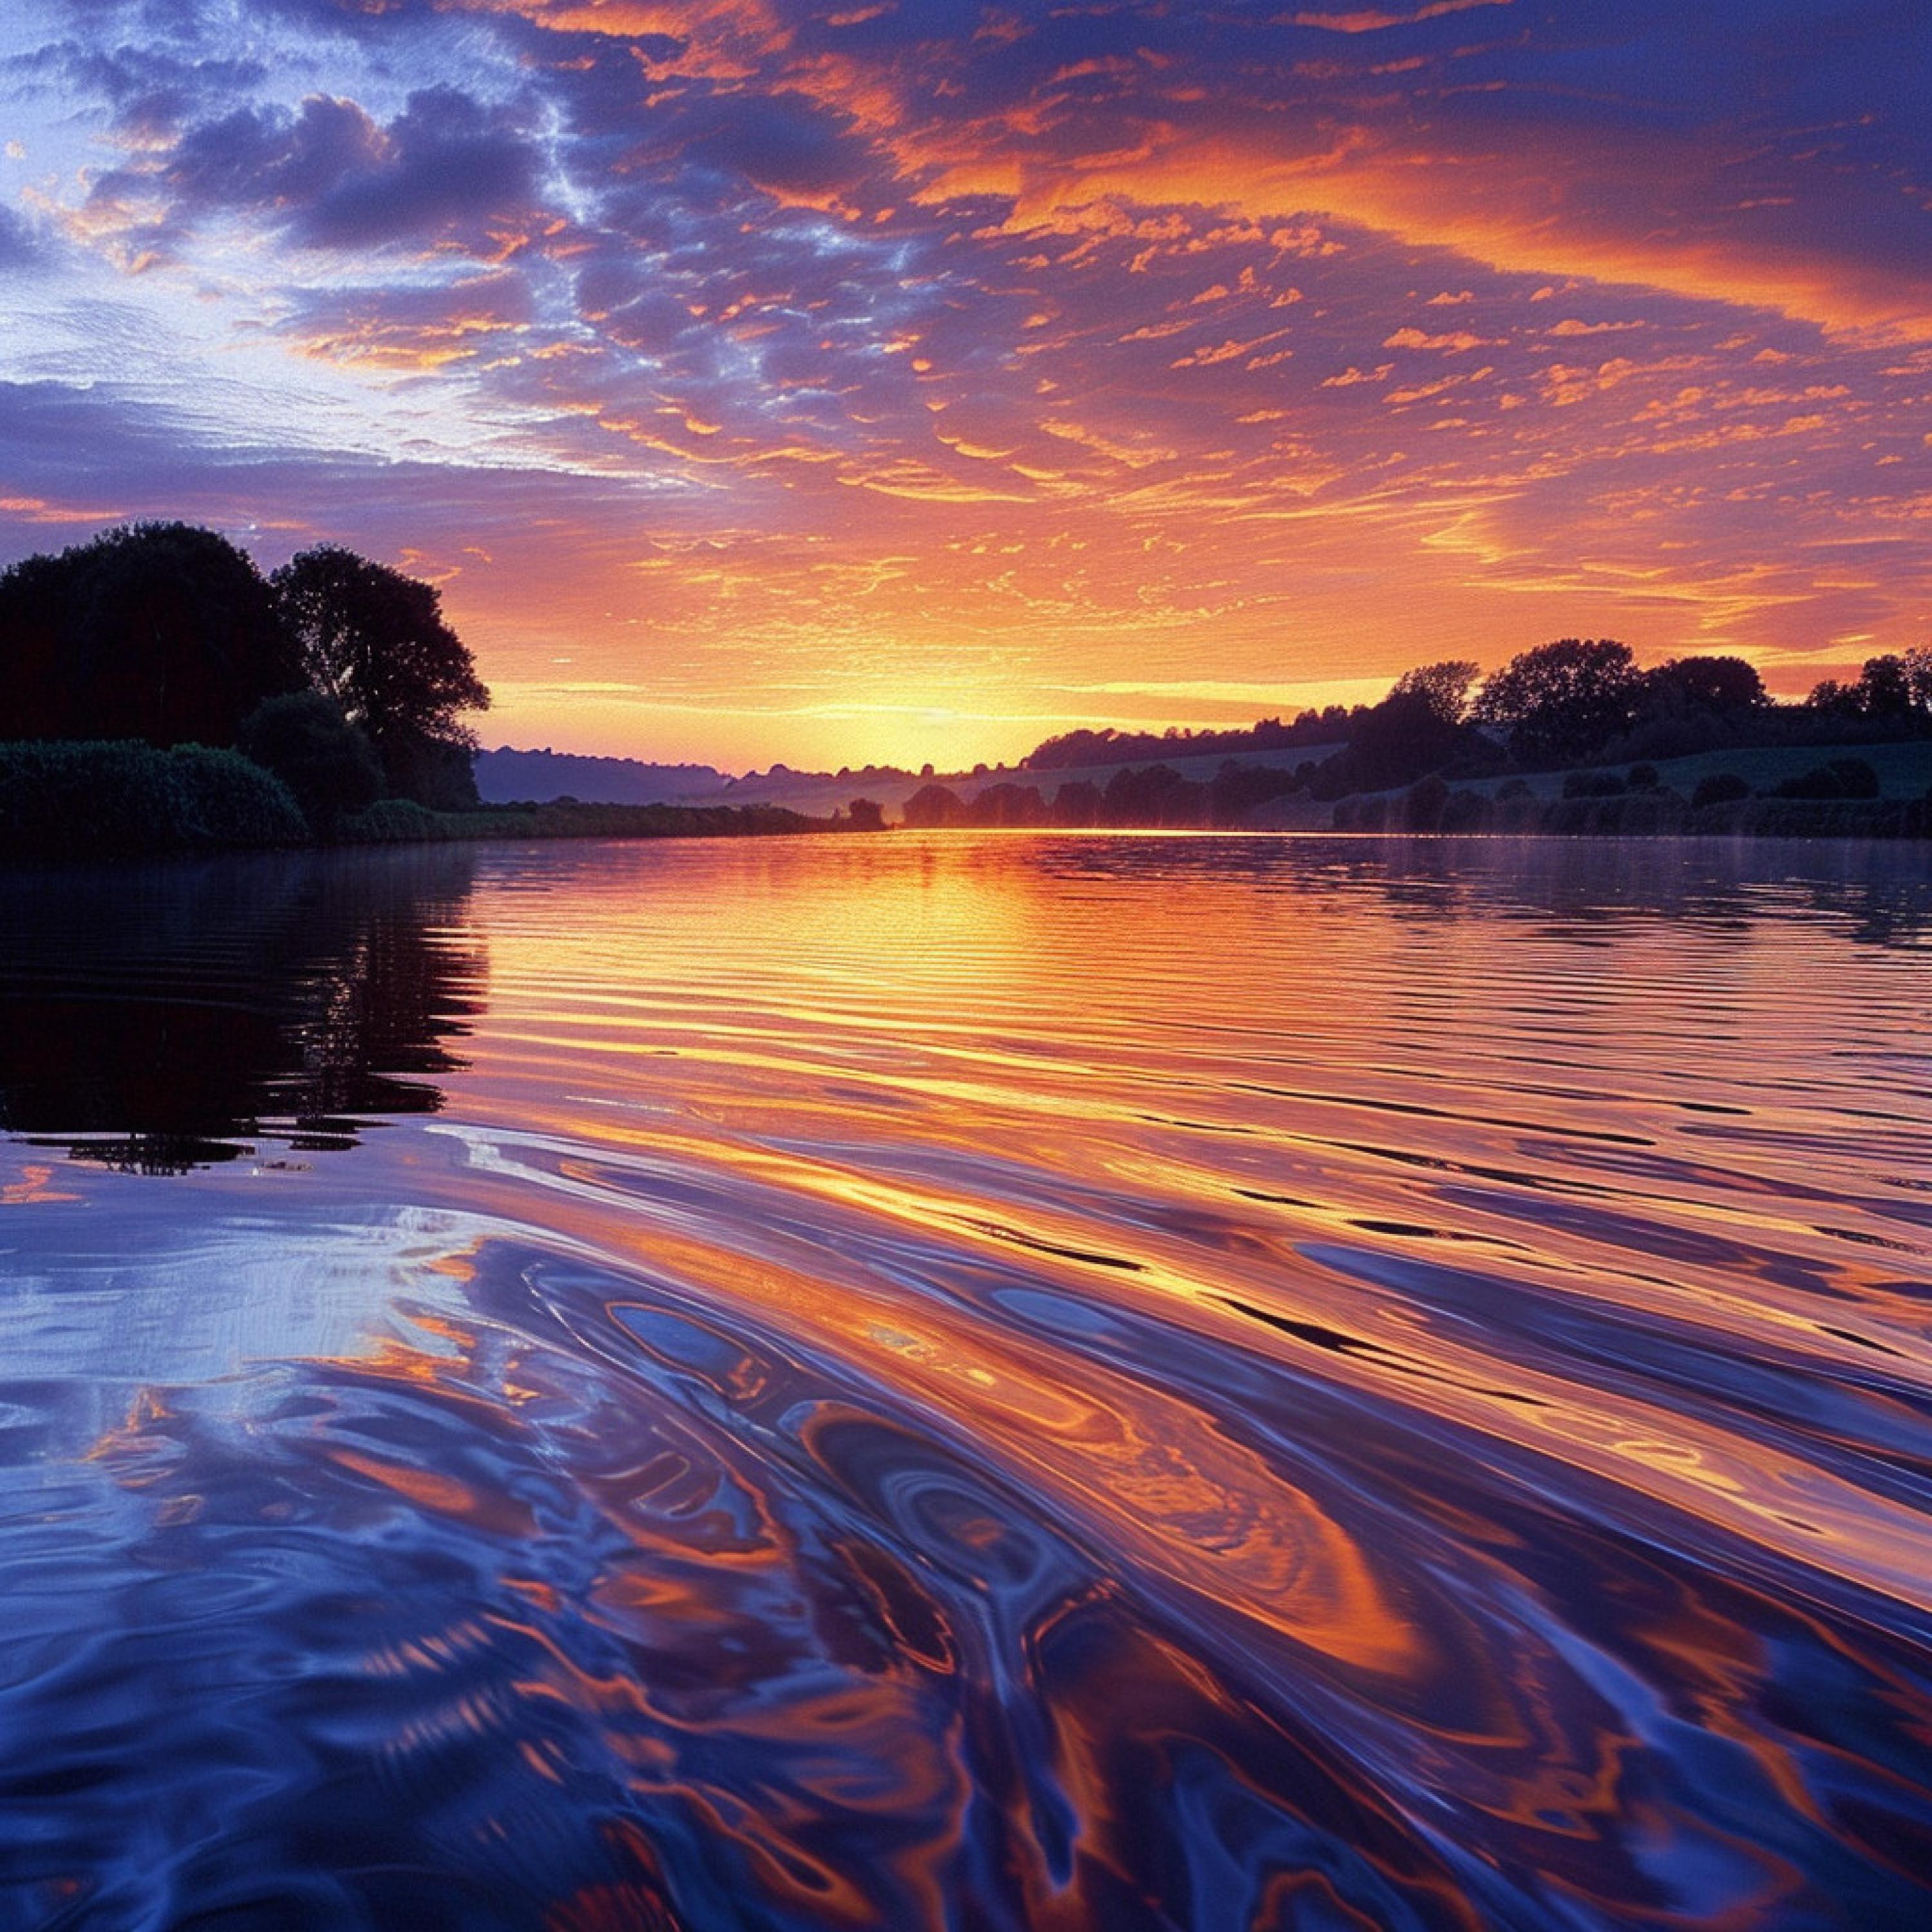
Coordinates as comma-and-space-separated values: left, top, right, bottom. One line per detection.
0, 739, 305, 858
1772, 758, 1880, 800
902, 782, 965, 829
171, 746, 311, 846
1333, 793, 1388, 832
1496, 778, 1535, 801
1439, 787, 1492, 833
238, 692, 383, 835
1403, 773, 1449, 830
1562, 770, 1627, 799
1692, 773, 1751, 809
1626, 763, 1660, 790
337, 797, 450, 843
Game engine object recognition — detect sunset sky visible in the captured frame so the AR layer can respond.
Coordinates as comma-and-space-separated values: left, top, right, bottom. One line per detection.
1, 0, 1927, 770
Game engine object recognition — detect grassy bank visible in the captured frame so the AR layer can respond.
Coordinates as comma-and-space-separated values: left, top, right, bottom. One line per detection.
336, 797, 837, 843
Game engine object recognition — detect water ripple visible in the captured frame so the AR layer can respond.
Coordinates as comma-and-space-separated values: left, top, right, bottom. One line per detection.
2, 835, 1931, 1928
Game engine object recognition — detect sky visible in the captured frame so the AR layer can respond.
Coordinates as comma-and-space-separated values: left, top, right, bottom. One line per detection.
1, 0, 1928, 772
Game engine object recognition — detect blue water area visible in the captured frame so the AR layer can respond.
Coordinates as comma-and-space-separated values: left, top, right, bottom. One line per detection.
2, 834, 1930, 1929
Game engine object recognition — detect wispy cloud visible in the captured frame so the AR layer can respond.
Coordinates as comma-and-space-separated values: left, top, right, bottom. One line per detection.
0, 0, 1926, 766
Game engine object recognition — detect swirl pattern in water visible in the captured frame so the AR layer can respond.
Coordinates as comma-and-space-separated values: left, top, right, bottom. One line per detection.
2, 835, 1931, 1930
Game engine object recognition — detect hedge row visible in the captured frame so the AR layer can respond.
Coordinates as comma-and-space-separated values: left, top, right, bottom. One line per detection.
1334, 781, 1932, 839
0, 740, 308, 858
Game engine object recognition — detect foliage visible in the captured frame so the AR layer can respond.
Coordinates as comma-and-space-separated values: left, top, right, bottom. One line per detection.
1206, 761, 1307, 820
1401, 773, 1450, 830
1343, 690, 1479, 791
1101, 763, 1209, 828
238, 692, 384, 835
1562, 770, 1627, 799
1390, 659, 1479, 725
1471, 638, 1642, 764
377, 726, 482, 811
1641, 655, 1766, 716
902, 782, 967, 828
337, 797, 452, 844
1021, 708, 1351, 772
1690, 773, 1752, 808
0, 739, 306, 858
846, 797, 886, 831
1806, 651, 1932, 726
1052, 779, 1103, 827
0, 523, 301, 748
1771, 757, 1880, 800
272, 547, 489, 800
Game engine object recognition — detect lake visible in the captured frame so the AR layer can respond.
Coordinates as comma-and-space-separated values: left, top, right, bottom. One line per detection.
3, 833, 1930, 1930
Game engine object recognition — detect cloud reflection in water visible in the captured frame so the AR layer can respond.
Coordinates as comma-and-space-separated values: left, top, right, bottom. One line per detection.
1, 834, 1929, 1928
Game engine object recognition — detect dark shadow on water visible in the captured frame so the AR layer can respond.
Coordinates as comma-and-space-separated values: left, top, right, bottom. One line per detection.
0, 846, 484, 1172
1024, 831, 1932, 946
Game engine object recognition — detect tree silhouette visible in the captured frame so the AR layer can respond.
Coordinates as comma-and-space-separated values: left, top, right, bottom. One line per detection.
1641, 655, 1766, 716
238, 691, 384, 834
1472, 638, 1641, 763
1390, 659, 1479, 725
0, 523, 301, 746
272, 548, 489, 801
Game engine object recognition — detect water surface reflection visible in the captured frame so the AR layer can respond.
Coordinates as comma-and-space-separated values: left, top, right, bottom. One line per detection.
0, 848, 481, 1170
2, 834, 1930, 1929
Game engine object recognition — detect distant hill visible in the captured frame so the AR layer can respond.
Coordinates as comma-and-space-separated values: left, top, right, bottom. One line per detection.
475, 747, 729, 805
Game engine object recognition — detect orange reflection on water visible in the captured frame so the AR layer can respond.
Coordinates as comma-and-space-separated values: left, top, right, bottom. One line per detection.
30, 834, 1932, 1929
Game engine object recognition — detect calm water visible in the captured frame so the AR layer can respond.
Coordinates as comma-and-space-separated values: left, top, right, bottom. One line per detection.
3, 834, 1931, 1931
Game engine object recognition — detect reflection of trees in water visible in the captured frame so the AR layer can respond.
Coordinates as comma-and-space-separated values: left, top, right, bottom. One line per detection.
0, 847, 482, 1172
1027, 831, 1932, 946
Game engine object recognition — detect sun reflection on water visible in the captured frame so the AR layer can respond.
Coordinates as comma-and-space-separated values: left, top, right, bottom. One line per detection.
2, 834, 1930, 1927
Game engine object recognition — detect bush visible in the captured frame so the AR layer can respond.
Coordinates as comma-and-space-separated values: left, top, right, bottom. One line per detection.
1440, 787, 1492, 832
1496, 778, 1535, 801
380, 727, 480, 811
1772, 758, 1880, 800
0, 739, 306, 858
238, 692, 383, 835
337, 797, 450, 844
1626, 763, 1660, 790
902, 782, 965, 829
1402, 773, 1449, 830
1562, 770, 1627, 799
1692, 772, 1751, 809
172, 746, 312, 846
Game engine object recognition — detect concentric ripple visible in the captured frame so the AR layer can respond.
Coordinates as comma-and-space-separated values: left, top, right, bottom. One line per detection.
2, 833, 1930, 1930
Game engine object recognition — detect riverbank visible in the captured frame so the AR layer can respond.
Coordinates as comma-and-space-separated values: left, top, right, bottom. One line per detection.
0, 740, 849, 861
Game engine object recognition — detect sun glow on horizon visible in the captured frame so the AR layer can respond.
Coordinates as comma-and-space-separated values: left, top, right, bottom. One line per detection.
0, 0, 1927, 768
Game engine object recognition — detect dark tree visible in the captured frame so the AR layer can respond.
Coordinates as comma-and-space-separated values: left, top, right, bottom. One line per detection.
1805, 652, 1932, 731
1390, 659, 1479, 726
1804, 677, 1859, 716
1343, 690, 1479, 792
237, 692, 384, 835
846, 797, 886, 831
1472, 638, 1641, 763
0, 523, 300, 746
902, 782, 965, 828
1100, 763, 1208, 828
966, 782, 1046, 828
1206, 760, 1305, 825
1641, 655, 1766, 716
272, 547, 489, 801
1051, 779, 1103, 827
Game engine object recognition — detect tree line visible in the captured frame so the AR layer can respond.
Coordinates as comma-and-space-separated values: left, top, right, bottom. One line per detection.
911, 639, 1932, 831
0, 520, 489, 828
